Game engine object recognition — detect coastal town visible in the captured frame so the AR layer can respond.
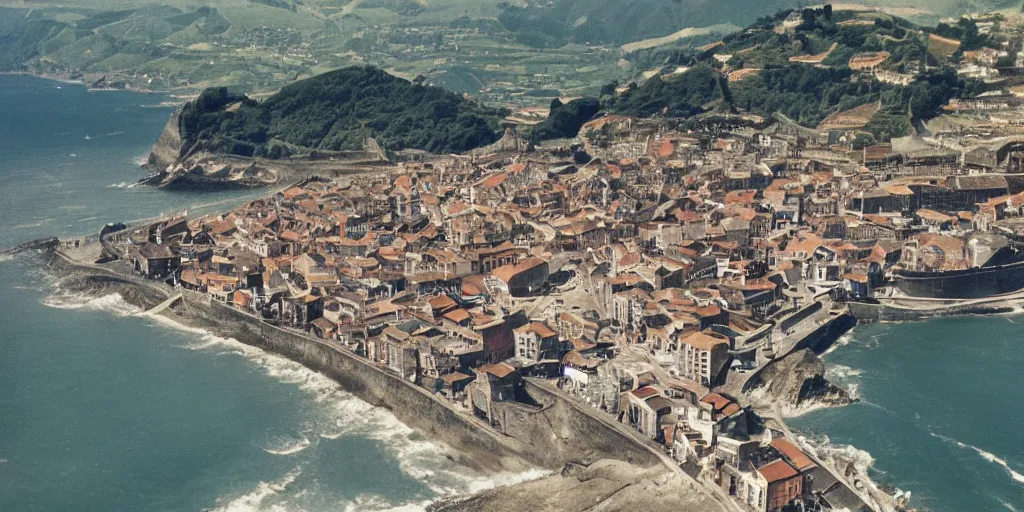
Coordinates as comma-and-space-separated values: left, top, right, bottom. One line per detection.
12, 6, 1024, 511
41, 60, 1024, 510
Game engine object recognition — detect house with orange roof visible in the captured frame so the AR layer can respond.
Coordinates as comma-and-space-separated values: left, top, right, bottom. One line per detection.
490, 256, 549, 297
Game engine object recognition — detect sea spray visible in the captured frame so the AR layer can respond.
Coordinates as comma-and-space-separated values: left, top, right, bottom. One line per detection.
210, 467, 304, 512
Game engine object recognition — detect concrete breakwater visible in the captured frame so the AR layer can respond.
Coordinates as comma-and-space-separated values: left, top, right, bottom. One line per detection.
48, 251, 673, 480
848, 298, 1018, 323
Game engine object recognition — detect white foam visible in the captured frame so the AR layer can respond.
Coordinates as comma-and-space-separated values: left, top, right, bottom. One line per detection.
133, 155, 149, 167
262, 435, 312, 456
210, 467, 302, 512
42, 292, 142, 317
107, 181, 139, 189
931, 433, 1024, 485
845, 382, 861, 401
825, 332, 854, 355
154, 313, 550, 506
828, 364, 863, 380
795, 435, 901, 512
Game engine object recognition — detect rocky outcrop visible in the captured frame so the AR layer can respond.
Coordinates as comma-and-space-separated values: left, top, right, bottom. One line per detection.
147, 110, 184, 172
744, 349, 853, 413
431, 459, 729, 512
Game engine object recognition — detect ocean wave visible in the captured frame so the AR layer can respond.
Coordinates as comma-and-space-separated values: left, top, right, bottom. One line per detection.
107, 181, 140, 189
42, 292, 142, 317
209, 467, 302, 512
159, 314, 550, 505
6, 218, 54, 230
133, 155, 149, 167
930, 432, 1024, 485
824, 332, 854, 355
262, 435, 312, 456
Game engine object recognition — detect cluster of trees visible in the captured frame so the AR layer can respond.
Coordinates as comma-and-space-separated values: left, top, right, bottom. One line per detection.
932, 18, 997, 52
177, 66, 508, 158
605, 66, 726, 118
529, 97, 601, 142
593, 61, 978, 144
730, 65, 891, 127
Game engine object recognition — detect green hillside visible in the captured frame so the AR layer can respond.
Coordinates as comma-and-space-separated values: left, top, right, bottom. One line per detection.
0, 0, 1016, 98
177, 66, 507, 157
600, 7, 991, 143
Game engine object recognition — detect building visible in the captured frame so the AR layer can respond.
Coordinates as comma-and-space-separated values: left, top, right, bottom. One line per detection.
755, 459, 802, 511
513, 321, 562, 363
491, 256, 549, 296
678, 331, 730, 387
132, 242, 181, 279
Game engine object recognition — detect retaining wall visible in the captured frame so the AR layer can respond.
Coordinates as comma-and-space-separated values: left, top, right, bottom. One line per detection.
491, 381, 666, 469
174, 293, 671, 474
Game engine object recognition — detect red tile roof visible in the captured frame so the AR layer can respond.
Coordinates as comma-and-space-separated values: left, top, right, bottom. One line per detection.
757, 459, 799, 483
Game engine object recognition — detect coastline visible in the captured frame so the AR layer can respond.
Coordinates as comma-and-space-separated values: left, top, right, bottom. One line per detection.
39, 247, 739, 511
769, 300, 1024, 512
18, 235, 1010, 512
0, 71, 188, 101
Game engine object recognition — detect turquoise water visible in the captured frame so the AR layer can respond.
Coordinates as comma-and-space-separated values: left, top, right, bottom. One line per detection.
790, 317, 1024, 512
0, 75, 503, 511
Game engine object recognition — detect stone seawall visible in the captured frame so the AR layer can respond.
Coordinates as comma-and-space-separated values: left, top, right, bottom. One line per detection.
848, 300, 1015, 323
48, 253, 702, 489
741, 311, 856, 394
168, 292, 675, 476
175, 294, 531, 473
491, 381, 667, 469
793, 312, 857, 355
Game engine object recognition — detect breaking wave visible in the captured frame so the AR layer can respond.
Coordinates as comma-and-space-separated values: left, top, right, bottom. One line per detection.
824, 331, 854, 355
107, 181, 140, 189
42, 292, 142, 317
262, 435, 312, 456
828, 364, 863, 380
209, 467, 303, 512
167, 319, 550, 506
930, 433, 1024, 485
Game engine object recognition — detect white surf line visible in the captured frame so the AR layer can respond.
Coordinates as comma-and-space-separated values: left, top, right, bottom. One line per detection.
931, 433, 1024, 484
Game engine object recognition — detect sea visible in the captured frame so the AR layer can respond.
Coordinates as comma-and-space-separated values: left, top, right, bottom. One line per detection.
790, 317, 1024, 512
0, 74, 542, 511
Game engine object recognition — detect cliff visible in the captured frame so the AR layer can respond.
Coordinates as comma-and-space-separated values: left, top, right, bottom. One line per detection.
147, 110, 184, 172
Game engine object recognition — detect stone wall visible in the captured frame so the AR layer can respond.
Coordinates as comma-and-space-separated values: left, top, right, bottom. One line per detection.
848, 300, 1014, 323
175, 294, 672, 474
491, 381, 667, 469
186, 296, 531, 473
51, 253, 688, 479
